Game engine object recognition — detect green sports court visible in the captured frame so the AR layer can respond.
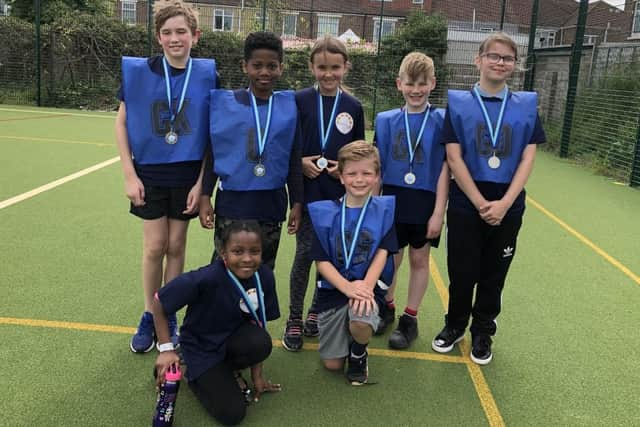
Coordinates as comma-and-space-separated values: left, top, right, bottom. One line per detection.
1, 105, 639, 426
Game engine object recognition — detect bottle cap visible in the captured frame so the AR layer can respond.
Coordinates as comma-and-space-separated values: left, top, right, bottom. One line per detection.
165, 364, 181, 382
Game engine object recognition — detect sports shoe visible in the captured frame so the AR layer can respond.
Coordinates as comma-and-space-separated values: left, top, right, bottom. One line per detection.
346, 351, 368, 385
431, 325, 465, 353
155, 312, 180, 351
388, 314, 418, 349
374, 305, 395, 336
470, 335, 493, 365
130, 311, 156, 353
282, 318, 303, 351
303, 312, 319, 337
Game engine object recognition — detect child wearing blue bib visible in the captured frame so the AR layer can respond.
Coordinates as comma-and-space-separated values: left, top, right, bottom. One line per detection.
309, 141, 397, 385
283, 36, 366, 352
431, 33, 546, 365
199, 32, 303, 272
115, 0, 218, 354
152, 220, 281, 425
374, 52, 449, 350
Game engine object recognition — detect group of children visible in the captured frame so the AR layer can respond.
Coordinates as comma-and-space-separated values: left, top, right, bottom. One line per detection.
115, 0, 545, 424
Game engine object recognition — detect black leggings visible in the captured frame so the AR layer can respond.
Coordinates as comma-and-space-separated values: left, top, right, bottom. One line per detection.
188, 323, 272, 426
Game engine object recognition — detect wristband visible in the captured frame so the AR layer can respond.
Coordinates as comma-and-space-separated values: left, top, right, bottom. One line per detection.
158, 342, 175, 353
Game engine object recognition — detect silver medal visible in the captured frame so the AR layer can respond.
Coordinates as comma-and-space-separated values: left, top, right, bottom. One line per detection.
488, 155, 501, 169
254, 163, 266, 177
404, 172, 416, 185
316, 156, 329, 170
165, 131, 178, 145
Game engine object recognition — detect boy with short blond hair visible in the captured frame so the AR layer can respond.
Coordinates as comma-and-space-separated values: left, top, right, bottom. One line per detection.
308, 140, 397, 385
373, 52, 449, 349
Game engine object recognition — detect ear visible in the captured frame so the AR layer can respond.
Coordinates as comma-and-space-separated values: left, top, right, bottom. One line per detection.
339, 174, 345, 185
395, 77, 403, 92
474, 55, 482, 70
241, 59, 248, 74
429, 77, 437, 91
192, 29, 201, 45
308, 60, 314, 74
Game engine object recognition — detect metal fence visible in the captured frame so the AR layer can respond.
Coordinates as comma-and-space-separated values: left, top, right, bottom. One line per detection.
1, 0, 639, 186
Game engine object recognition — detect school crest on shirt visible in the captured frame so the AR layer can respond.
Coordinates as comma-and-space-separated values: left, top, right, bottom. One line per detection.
335, 112, 354, 135
475, 123, 512, 157
239, 288, 259, 313
152, 99, 193, 136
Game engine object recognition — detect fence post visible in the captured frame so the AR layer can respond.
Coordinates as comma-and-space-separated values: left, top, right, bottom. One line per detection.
147, 0, 154, 57
631, 113, 640, 187
370, 0, 385, 126
523, 0, 539, 91
261, 0, 267, 31
35, 0, 41, 106
499, 0, 506, 31
559, 0, 588, 158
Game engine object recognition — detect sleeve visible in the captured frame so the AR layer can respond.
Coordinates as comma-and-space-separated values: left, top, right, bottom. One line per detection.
378, 225, 398, 255
261, 267, 280, 321
286, 117, 304, 207
529, 113, 547, 145
201, 144, 218, 196
441, 107, 459, 145
158, 267, 208, 314
310, 231, 331, 262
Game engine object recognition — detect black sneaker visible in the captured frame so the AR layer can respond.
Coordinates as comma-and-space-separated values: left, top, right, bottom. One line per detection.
431, 325, 465, 353
282, 318, 303, 352
470, 335, 493, 365
374, 305, 395, 336
346, 351, 368, 385
303, 312, 319, 337
388, 314, 418, 349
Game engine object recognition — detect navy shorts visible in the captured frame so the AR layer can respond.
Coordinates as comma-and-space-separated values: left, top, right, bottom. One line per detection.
129, 185, 198, 221
395, 222, 441, 249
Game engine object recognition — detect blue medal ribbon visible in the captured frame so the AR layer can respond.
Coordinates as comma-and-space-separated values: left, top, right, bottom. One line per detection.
473, 86, 508, 152
317, 88, 341, 154
162, 56, 193, 132
249, 91, 274, 162
403, 106, 431, 171
340, 195, 371, 271
226, 269, 267, 328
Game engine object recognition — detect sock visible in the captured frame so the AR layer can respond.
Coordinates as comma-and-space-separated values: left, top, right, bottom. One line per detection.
350, 341, 367, 358
386, 299, 396, 310
404, 307, 418, 318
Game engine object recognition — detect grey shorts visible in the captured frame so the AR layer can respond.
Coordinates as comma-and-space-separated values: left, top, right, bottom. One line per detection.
317, 303, 380, 360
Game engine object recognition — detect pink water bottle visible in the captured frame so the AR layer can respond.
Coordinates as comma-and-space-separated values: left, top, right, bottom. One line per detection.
152, 364, 181, 426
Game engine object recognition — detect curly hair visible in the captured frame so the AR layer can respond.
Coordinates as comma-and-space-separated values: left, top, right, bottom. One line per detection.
244, 31, 283, 63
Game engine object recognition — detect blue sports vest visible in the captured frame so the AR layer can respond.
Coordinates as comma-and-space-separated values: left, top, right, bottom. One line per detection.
210, 90, 297, 191
308, 196, 395, 290
122, 56, 217, 165
375, 107, 445, 192
447, 89, 537, 183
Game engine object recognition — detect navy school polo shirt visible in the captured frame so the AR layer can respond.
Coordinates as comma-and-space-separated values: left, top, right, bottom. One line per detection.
158, 259, 280, 382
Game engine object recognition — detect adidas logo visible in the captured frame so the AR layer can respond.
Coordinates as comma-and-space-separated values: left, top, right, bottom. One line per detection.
502, 246, 514, 258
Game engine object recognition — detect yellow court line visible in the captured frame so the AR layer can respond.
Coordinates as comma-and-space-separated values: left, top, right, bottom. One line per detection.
0, 134, 112, 147
0, 156, 120, 210
527, 195, 640, 286
430, 257, 506, 427
0, 106, 116, 119
0, 316, 466, 365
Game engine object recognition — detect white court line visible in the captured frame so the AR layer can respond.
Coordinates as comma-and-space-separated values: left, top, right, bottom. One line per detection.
0, 107, 116, 119
0, 157, 120, 210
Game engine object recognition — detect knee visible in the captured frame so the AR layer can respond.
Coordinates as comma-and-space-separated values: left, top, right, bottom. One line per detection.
322, 358, 344, 371
349, 320, 372, 335
245, 327, 273, 363
408, 250, 429, 269
144, 239, 168, 260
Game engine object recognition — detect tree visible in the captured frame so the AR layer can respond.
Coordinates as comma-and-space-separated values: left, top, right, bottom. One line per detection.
8, 0, 111, 24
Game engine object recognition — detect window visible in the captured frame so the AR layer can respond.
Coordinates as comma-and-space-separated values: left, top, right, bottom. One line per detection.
373, 18, 396, 43
536, 29, 556, 47
0, 0, 9, 16
317, 15, 340, 37
121, 0, 136, 25
255, 11, 270, 30
583, 34, 597, 45
282, 13, 297, 38
412, 0, 423, 4
214, 9, 234, 31
633, 1, 640, 34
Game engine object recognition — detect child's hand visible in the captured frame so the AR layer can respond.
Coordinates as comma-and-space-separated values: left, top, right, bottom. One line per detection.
125, 175, 145, 207
155, 354, 180, 388
302, 155, 323, 179
344, 280, 374, 301
287, 203, 302, 234
479, 199, 509, 226
326, 160, 340, 179
252, 376, 282, 402
198, 196, 215, 229
426, 213, 444, 239
184, 181, 202, 215
349, 296, 376, 317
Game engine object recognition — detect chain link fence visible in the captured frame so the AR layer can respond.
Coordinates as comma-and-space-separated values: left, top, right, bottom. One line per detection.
1, 0, 639, 186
